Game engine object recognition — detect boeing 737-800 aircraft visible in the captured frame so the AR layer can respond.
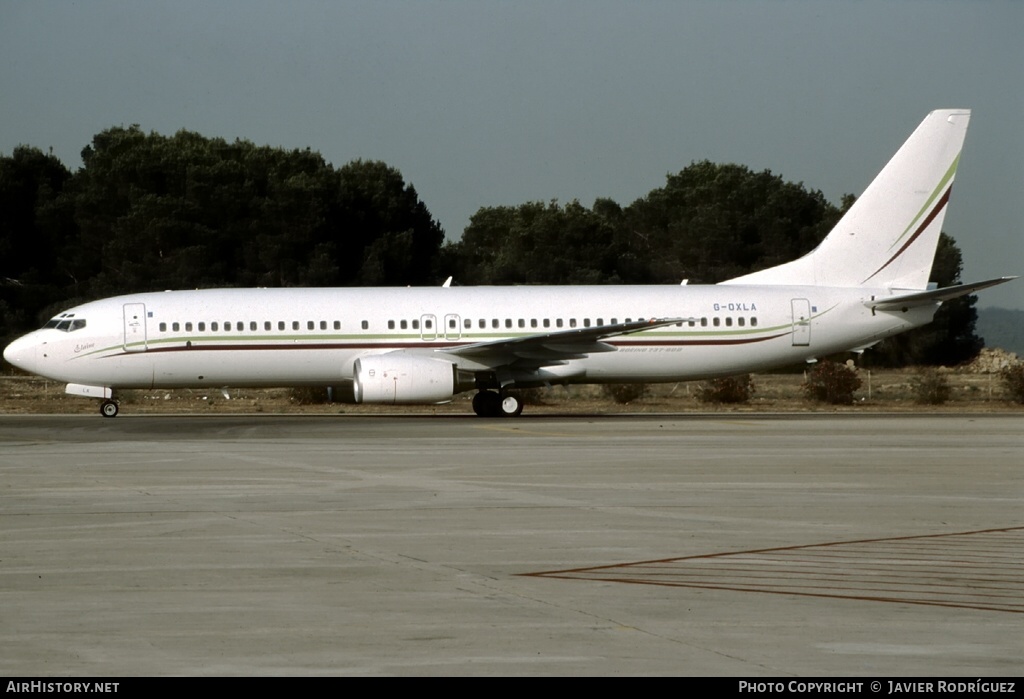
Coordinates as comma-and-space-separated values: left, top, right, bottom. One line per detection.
2, 109, 1015, 417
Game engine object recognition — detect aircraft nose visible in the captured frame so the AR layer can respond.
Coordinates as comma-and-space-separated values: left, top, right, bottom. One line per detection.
3, 333, 39, 373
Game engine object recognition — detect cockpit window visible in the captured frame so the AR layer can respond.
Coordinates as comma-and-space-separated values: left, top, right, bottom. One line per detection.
44, 313, 86, 332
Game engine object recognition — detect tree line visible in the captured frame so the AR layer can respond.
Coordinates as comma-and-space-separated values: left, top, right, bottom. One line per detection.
1, 125, 981, 366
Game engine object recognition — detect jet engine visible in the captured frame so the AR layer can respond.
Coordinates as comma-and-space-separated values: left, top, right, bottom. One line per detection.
353, 353, 457, 404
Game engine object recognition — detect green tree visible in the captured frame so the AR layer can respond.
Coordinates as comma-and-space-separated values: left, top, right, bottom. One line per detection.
0, 146, 76, 344
66, 129, 445, 295
620, 161, 841, 283
453, 199, 622, 285
337, 160, 445, 286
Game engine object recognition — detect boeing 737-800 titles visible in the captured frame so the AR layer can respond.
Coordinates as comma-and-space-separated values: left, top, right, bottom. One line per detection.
2, 109, 1015, 417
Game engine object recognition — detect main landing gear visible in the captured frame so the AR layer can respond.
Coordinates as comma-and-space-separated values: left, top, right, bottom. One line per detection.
99, 400, 119, 418
472, 390, 523, 418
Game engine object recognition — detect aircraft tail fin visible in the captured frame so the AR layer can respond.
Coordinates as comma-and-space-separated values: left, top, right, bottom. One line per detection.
722, 109, 971, 290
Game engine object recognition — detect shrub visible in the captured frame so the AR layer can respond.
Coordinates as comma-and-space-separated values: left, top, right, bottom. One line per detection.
516, 387, 550, 405
802, 360, 862, 405
289, 386, 332, 404
697, 374, 755, 404
1000, 363, 1024, 404
911, 368, 951, 405
601, 383, 647, 404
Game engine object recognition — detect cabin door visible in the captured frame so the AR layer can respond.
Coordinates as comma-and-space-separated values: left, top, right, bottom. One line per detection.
790, 298, 811, 346
123, 303, 148, 352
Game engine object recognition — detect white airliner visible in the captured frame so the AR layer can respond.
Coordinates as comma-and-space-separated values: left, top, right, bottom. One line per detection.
2, 109, 1015, 417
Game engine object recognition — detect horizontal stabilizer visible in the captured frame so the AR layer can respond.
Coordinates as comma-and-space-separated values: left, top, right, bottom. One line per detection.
865, 276, 1017, 312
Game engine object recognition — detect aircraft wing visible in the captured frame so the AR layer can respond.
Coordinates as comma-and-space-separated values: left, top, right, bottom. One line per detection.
436, 317, 687, 369
865, 277, 1016, 312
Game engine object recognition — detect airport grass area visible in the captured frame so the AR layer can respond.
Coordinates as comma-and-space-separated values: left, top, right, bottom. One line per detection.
2, 351, 1021, 416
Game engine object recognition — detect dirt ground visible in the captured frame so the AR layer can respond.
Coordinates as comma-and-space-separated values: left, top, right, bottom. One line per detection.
1, 366, 1020, 416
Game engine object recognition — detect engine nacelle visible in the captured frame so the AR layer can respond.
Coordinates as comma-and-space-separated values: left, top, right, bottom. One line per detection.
353, 353, 457, 404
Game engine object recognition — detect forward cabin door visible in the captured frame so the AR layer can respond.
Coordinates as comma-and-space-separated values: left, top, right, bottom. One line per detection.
123, 303, 148, 352
791, 298, 811, 346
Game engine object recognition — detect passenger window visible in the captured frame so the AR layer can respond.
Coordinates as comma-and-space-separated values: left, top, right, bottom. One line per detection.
738, 317, 745, 327
292, 321, 299, 331
334, 321, 341, 330
185, 322, 193, 332
277, 321, 284, 331
400, 320, 407, 330
570, 319, 577, 328
264, 321, 271, 331
424, 319, 431, 329
543, 319, 550, 328
307, 321, 314, 330
556, 319, 563, 328
505, 319, 512, 329
530, 319, 537, 328
583, 318, 591, 328
751, 317, 758, 327
412, 320, 420, 330
713, 318, 720, 327
251, 322, 258, 331
518, 319, 525, 328
159, 323, 167, 332
172, 322, 180, 332
198, 322, 206, 331
725, 317, 733, 327
700, 318, 707, 327
212, 322, 219, 331
320, 321, 327, 330
388, 320, 396, 330
361, 320, 368, 330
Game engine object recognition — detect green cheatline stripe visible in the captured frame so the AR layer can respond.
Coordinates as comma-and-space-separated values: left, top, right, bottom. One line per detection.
888, 152, 960, 251
76, 307, 837, 360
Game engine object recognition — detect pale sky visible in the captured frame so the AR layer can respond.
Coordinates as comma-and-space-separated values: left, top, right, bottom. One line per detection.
2, 0, 1021, 309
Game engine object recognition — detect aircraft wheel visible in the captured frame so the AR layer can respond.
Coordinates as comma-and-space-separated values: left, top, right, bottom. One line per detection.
472, 390, 501, 417
499, 393, 524, 417
100, 400, 119, 418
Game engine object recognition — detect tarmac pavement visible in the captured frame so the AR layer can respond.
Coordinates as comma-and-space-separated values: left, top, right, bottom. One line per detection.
0, 413, 1020, 676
